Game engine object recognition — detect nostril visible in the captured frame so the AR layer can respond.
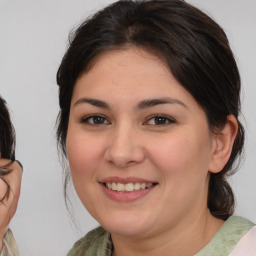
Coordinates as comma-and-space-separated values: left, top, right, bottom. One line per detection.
125, 160, 136, 166
106, 159, 136, 168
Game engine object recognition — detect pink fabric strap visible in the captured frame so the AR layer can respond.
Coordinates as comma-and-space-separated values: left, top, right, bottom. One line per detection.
229, 226, 256, 256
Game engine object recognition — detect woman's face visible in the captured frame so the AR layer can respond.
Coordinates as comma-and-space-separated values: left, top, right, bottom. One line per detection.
66, 47, 217, 238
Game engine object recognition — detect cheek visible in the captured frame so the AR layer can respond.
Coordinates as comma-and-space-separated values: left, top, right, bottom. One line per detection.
149, 135, 191, 169
66, 130, 104, 180
148, 132, 213, 181
66, 129, 108, 213
148, 132, 212, 215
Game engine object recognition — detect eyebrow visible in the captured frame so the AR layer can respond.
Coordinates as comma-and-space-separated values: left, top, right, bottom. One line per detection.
137, 97, 187, 110
74, 98, 110, 109
73, 97, 187, 110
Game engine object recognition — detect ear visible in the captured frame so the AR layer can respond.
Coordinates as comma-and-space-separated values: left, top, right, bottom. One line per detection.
209, 115, 238, 174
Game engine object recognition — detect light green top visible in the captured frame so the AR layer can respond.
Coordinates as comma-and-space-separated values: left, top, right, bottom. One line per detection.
67, 216, 255, 256
196, 216, 254, 256
0, 229, 18, 256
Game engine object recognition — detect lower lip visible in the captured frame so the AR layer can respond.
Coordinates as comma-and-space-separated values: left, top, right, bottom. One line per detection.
100, 183, 156, 202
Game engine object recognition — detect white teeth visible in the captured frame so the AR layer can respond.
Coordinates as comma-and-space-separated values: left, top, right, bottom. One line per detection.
105, 182, 154, 192
134, 182, 140, 191
116, 183, 125, 192
140, 183, 146, 189
125, 183, 134, 192
112, 182, 117, 191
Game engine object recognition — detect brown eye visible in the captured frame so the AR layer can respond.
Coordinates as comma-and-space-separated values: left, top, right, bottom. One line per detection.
91, 116, 105, 124
82, 115, 109, 125
154, 117, 168, 125
146, 115, 175, 126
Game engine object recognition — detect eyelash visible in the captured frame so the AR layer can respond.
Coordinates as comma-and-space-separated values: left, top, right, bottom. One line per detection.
81, 114, 175, 126
81, 115, 110, 125
144, 115, 175, 126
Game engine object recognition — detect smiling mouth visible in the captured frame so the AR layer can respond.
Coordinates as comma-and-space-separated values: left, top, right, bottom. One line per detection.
104, 182, 158, 192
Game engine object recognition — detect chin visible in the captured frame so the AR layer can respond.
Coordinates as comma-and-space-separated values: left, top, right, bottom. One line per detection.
104, 224, 150, 238
98, 213, 155, 238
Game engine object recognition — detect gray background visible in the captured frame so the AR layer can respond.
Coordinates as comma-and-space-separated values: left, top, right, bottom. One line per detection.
0, 0, 255, 255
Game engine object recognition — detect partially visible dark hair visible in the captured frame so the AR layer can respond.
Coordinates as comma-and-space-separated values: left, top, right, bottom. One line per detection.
0, 95, 15, 160
57, 0, 244, 220
0, 95, 16, 201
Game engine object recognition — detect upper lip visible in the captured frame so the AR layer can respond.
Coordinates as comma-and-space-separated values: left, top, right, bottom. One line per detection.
99, 176, 157, 184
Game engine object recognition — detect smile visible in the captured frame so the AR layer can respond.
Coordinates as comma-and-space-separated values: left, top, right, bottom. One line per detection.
105, 182, 154, 192
100, 177, 158, 202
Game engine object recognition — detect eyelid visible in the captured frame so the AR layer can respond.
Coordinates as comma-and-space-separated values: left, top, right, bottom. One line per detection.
81, 114, 110, 125
144, 114, 176, 126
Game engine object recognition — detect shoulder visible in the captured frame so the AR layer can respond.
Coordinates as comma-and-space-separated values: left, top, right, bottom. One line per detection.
67, 227, 112, 256
196, 216, 255, 256
0, 229, 19, 256
229, 223, 256, 256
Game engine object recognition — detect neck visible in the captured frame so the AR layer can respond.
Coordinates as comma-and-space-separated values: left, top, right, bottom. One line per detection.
111, 210, 224, 256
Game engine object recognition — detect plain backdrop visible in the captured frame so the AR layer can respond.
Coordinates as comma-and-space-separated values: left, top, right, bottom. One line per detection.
0, 0, 255, 255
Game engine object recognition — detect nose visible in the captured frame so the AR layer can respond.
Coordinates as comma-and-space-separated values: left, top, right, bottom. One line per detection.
104, 125, 145, 168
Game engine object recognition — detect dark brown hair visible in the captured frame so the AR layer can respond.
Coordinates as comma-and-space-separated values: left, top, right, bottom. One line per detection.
0, 95, 15, 160
57, 0, 244, 220
0, 95, 16, 201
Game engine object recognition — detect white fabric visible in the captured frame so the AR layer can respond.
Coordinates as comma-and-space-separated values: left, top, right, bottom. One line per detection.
229, 226, 256, 255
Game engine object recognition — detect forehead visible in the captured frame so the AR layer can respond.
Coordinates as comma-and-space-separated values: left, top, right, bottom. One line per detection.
73, 47, 188, 99
88, 47, 169, 78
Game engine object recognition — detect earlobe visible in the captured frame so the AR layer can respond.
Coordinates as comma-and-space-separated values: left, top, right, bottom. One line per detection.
209, 115, 238, 174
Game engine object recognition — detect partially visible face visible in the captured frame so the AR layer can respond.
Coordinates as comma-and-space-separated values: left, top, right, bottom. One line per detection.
66, 47, 217, 238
